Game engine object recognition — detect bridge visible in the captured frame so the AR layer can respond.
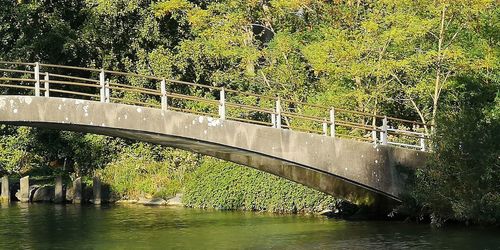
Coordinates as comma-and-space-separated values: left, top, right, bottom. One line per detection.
0, 61, 429, 208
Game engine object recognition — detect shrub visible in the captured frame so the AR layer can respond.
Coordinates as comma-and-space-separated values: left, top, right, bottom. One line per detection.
98, 155, 180, 199
409, 91, 500, 226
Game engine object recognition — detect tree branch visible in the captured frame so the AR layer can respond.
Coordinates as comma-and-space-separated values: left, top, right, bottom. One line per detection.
391, 73, 428, 131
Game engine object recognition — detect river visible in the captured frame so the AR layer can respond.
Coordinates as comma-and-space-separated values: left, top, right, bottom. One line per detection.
0, 203, 498, 249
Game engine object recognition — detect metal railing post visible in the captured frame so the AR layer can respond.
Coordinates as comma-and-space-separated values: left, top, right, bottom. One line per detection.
330, 108, 336, 138
271, 112, 276, 128
160, 79, 168, 111
99, 69, 105, 102
420, 135, 426, 151
44, 72, 49, 97
381, 116, 388, 145
275, 97, 281, 129
105, 79, 110, 103
322, 121, 328, 136
34, 62, 40, 97
372, 130, 377, 144
219, 87, 226, 120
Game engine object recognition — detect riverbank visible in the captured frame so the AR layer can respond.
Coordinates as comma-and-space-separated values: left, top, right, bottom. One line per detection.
97, 157, 358, 217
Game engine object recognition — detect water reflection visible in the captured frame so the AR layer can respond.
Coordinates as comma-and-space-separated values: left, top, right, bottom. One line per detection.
0, 203, 499, 249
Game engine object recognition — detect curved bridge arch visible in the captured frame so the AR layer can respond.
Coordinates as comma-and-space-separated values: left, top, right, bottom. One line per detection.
0, 96, 427, 207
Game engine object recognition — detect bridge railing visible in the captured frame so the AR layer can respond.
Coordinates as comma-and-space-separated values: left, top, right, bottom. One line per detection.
0, 61, 430, 151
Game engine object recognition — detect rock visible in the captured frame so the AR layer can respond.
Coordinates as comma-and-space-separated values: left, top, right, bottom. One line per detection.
166, 194, 183, 206
15, 184, 37, 202
28, 185, 39, 202
32, 185, 54, 202
106, 193, 119, 203
66, 186, 74, 202
318, 209, 335, 217
137, 197, 167, 206
116, 199, 138, 204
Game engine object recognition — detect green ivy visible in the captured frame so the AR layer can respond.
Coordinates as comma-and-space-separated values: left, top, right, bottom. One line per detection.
183, 158, 340, 213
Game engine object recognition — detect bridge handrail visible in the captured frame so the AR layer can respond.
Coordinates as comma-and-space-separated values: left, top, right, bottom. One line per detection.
1, 61, 432, 125
0, 61, 430, 151
47, 72, 100, 83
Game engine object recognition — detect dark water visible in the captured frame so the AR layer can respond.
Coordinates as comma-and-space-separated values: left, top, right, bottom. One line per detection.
0, 203, 498, 249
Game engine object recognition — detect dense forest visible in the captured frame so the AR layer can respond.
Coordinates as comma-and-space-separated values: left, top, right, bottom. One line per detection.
0, 0, 498, 225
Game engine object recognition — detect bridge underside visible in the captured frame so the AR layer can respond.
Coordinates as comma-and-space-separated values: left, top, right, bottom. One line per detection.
0, 96, 427, 208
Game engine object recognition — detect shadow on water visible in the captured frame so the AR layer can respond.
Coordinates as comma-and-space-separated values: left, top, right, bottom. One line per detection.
0, 203, 499, 249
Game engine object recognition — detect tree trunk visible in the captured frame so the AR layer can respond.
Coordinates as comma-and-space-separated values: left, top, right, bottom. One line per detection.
431, 5, 447, 134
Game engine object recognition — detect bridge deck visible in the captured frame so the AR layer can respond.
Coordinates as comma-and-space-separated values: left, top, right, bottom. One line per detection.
0, 96, 427, 207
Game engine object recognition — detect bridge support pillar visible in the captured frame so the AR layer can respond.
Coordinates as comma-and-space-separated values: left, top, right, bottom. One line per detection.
92, 176, 101, 205
19, 176, 30, 203
1, 176, 10, 203
73, 177, 82, 204
54, 176, 63, 203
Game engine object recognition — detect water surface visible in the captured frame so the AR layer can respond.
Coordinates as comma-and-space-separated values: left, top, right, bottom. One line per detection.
0, 203, 498, 249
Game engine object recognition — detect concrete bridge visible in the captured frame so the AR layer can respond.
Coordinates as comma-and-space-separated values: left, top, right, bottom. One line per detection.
0, 62, 429, 208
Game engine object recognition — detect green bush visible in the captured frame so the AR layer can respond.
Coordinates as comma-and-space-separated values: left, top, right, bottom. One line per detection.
97, 144, 201, 200
183, 158, 340, 213
0, 126, 42, 175
98, 155, 180, 199
407, 86, 500, 226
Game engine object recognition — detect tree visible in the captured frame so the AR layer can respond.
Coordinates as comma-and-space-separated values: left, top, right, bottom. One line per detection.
410, 78, 500, 225
395, 0, 498, 132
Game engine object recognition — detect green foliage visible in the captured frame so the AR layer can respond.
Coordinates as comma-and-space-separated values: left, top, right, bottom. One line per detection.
0, 126, 122, 176
0, 126, 42, 175
98, 153, 180, 199
407, 79, 500, 226
97, 143, 200, 199
183, 158, 339, 213
154, 0, 193, 18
